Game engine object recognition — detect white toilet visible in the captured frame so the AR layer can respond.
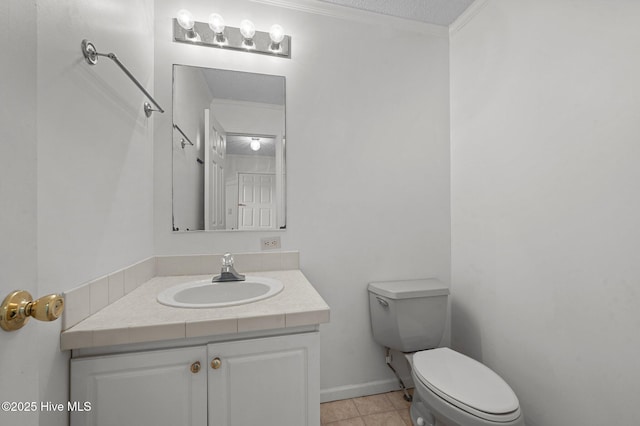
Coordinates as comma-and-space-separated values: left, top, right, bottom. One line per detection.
368, 279, 525, 426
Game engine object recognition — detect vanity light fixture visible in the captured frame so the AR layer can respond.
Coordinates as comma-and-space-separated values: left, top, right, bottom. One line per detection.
176, 9, 199, 41
269, 24, 285, 52
173, 11, 290, 58
208, 13, 227, 45
250, 138, 261, 151
240, 19, 256, 49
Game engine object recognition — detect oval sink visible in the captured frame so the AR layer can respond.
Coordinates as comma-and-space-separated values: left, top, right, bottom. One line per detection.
157, 276, 284, 308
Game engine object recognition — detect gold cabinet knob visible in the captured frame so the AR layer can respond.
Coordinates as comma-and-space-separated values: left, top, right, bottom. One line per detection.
0, 291, 65, 332
211, 357, 222, 369
190, 361, 201, 374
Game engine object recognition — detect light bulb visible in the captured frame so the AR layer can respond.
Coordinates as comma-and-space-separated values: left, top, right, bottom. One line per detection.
240, 19, 256, 40
269, 24, 285, 44
208, 13, 225, 34
250, 139, 261, 151
176, 9, 195, 30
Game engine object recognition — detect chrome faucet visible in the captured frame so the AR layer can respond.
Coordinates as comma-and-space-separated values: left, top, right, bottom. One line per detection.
212, 253, 245, 282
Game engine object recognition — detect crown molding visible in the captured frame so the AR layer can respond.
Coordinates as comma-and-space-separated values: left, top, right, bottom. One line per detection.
212, 98, 285, 111
449, 0, 489, 36
250, 0, 449, 38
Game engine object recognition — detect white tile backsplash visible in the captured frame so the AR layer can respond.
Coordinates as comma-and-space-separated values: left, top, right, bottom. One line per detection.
155, 254, 213, 276
62, 284, 91, 330
156, 251, 299, 276
123, 265, 138, 295
107, 271, 124, 304
62, 252, 299, 331
138, 257, 157, 283
260, 252, 283, 271
281, 251, 300, 270
124, 257, 157, 294
232, 253, 262, 273
89, 277, 109, 315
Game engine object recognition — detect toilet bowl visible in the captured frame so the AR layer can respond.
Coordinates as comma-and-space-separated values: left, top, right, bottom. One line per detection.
368, 279, 525, 426
410, 348, 523, 426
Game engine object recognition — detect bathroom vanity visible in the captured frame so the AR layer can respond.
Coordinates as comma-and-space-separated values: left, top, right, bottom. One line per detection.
62, 269, 329, 426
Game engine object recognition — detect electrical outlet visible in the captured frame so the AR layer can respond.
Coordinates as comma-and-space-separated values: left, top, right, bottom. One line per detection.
261, 236, 281, 250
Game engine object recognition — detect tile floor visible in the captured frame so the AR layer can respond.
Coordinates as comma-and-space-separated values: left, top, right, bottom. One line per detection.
320, 390, 414, 426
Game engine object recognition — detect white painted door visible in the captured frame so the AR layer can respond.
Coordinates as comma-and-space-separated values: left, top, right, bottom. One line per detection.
237, 173, 276, 230
0, 1, 39, 423
70, 346, 207, 426
207, 332, 320, 426
204, 109, 226, 230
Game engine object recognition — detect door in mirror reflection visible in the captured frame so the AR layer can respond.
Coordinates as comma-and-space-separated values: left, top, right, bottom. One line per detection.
172, 65, 286, 231
238, 172, 276, 230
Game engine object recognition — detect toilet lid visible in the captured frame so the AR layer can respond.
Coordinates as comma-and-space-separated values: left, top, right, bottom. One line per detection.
368, 279, 449, 299
413, 348, 520, 422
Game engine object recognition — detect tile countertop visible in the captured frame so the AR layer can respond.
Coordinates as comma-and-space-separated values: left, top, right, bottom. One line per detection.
60, 270, 330, 351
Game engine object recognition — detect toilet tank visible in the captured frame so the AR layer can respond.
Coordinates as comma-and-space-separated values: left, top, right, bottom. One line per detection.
368, 279, 449, 352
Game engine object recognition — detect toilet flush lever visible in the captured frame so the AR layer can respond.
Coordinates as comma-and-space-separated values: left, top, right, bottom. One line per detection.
376, 296, 389, 308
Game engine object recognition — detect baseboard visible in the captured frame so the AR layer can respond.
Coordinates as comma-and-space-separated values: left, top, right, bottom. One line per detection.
320, 376, 414, 403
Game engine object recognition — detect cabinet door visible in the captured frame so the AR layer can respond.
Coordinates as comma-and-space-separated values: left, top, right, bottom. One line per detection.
70, 346, 207, 426
208, 332, 320, 426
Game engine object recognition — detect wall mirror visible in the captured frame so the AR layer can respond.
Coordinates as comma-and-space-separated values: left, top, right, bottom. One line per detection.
172, 65, 286, 231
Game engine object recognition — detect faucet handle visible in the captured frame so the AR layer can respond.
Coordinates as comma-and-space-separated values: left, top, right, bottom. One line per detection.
212, 253, 245, 282
222, 253, 234, 267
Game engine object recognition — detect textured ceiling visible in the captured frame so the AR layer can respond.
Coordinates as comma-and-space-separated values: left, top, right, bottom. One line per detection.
317, 0, 475, 26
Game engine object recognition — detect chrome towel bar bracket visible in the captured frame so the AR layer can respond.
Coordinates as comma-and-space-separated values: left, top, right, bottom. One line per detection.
81, 39, 164, 117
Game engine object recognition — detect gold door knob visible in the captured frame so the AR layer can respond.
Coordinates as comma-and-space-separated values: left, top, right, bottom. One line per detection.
190, 361, 201, 374
211, 357, 222, 369
29, 294, 65, 321
0, 291, 65, 332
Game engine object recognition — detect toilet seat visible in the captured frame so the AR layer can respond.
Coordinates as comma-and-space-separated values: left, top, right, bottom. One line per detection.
413, 348, 521, 423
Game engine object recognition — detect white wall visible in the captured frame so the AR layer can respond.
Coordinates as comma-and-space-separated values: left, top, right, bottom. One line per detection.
38, 0, 155, 292
154, 0, 451, 399
0, 1, 39, 425
450, 1, 640, 425
1, 1, 154, 425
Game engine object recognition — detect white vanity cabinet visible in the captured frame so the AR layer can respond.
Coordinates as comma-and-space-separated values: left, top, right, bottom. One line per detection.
207, 332, 320, 426
70, 345, 207, 426
70, 331, 320, 426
